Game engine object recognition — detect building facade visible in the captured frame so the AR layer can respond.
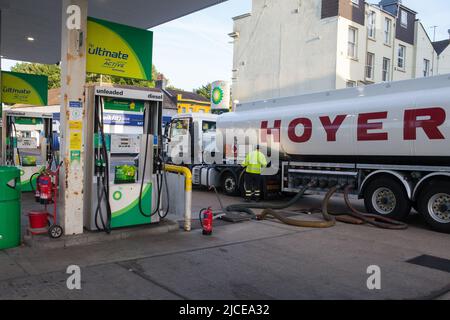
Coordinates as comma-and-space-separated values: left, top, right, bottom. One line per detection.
434, 39, 450, 76
231, 0, 442, 103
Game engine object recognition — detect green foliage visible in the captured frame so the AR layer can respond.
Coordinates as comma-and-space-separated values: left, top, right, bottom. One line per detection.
194, 83, 212, 100
10, 62, 160, 89
11, 63, 61, 89
166, 85, 184, 91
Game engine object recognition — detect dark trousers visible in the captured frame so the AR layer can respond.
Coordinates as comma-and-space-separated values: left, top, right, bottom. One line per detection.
244, 172, 261, 200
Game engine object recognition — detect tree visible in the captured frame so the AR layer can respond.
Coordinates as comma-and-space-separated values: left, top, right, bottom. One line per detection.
11, 62, 160, 89
194, 83, 212, 100
11, 63, 61, 89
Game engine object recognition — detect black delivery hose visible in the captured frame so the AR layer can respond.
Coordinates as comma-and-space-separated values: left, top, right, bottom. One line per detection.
321, 185, 367, 225
226, 181, 407, 230
137, 108, 170, 219
258, 207, 335, 228
225, 180, 318, 217
94, 98, 112, 234
138, 129, 162, 218
342, 185, 408, 230
321, 184, 408, 229
223, 181, 334, 228
159, 167, 170, 219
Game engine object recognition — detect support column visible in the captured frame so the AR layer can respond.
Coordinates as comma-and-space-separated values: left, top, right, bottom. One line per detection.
60, 0, 88, 235
0, 9, 3, 164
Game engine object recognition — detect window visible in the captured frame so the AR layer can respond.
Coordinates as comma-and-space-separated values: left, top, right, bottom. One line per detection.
382, 58, 391, 81
368, 11, 376, 39
400, 10, 408, 28
202, 121, 216, 134
397, 45, 406, 69
423, 59, 430, 77
169, 119, 190, 138
346, 80, 356, 88
366, 53, 375, 80
384, 18, 392, 44
348, 27, 358, 59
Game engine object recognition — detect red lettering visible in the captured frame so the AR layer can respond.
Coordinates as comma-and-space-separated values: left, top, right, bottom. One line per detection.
404, 107, 445, 140
288, 118, 312, 143
357, 112, 388, 141
261, 120, 281, 143
319, 115, 347, 142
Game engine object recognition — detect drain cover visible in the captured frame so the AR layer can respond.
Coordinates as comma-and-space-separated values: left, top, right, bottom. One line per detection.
407, 255, 450, 274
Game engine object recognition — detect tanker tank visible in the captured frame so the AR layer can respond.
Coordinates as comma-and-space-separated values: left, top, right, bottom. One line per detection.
217, 74, 450, 166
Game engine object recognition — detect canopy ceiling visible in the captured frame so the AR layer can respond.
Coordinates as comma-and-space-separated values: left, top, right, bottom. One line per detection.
0, 0, 227, 64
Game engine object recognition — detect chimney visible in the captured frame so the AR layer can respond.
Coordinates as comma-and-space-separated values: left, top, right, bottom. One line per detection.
155, 74, 167, 90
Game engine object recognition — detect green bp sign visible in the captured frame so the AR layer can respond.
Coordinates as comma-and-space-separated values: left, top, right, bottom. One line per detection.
212, 87, 224, 105
211, 80, 230, 111
1, 71, 48, 106
87, 17, 153, 81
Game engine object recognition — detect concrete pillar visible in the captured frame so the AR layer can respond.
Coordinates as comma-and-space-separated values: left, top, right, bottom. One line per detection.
0, 9, 3, 164
59, 0, 88, 235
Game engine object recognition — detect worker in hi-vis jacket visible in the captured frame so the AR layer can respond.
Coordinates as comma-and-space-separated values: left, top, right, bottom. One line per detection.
242, 145, 267, 201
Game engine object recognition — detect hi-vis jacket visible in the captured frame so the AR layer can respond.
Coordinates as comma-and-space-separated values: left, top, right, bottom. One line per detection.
242, 150, 268, 174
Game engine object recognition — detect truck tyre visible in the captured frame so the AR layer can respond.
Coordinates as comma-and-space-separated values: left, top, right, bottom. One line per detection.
221, 172, 239, 196
417, 181, 450, 233
363, 177, 411, 221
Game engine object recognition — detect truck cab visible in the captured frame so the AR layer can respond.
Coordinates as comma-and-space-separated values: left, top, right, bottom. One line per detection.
166, 113, 218, 166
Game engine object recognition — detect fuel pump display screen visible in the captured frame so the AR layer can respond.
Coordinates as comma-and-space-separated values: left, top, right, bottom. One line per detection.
114, 165, 137, 184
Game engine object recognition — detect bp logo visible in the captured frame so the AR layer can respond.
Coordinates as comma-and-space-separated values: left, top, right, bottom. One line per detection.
212, 87, 224, 105
113, 191, 122, 201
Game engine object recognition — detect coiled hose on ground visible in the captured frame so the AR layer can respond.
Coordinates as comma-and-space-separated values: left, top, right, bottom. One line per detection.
224, 181, 317, 217
227, 181, 335, 228
341, 185, 408, 230
226, 182, 408, 230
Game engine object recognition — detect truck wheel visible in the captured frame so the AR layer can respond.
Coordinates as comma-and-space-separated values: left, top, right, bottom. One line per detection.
364, 177, 411, 221
417, 182, 450, 233
221, 172, 239, 196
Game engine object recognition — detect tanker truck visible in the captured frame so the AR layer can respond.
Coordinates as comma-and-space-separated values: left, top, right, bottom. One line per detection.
166, 75, 450, 233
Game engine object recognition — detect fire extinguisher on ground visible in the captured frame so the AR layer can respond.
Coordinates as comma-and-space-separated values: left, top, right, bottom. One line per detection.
200, 207, 213, 236
37, 174, 53, 205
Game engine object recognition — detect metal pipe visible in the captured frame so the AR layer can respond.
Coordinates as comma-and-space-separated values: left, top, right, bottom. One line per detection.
164, 164, 192, 231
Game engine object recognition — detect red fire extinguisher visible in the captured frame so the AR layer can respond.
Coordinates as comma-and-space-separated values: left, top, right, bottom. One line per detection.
37, 174, 52, 205
202, 207, 213, 236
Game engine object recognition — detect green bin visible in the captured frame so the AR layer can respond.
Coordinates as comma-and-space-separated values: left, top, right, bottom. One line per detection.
0, 166, 22, 250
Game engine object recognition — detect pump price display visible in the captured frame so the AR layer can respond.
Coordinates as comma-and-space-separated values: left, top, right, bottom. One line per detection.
178, 304, 270, 318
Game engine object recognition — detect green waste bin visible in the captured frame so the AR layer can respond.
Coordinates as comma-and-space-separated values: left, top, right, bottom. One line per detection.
0, 166, 22, 250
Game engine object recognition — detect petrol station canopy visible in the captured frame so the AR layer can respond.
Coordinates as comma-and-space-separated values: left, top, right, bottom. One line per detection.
0, 0, 227, 64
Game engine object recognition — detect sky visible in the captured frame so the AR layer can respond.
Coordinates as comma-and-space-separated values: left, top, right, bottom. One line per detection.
1, 0, 449, 91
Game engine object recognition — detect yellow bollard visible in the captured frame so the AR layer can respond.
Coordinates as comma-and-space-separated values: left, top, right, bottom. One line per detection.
164, 165, 192, 231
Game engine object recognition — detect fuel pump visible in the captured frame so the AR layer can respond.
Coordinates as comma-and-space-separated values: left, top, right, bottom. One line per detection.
1, 110, 54, 192
84, 86, 168, 232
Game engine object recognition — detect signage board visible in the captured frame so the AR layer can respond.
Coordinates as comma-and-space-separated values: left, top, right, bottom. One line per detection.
87, 17, 153, 80
1, 71, 48, 106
